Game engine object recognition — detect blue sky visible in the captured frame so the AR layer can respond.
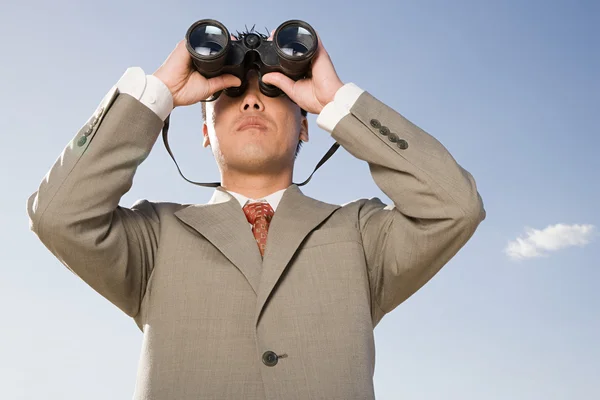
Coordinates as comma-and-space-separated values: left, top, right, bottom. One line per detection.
1, 0, 598, 399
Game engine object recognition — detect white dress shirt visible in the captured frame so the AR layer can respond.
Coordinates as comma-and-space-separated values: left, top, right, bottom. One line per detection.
226, 188, 287, 212
112, 67, 365, 212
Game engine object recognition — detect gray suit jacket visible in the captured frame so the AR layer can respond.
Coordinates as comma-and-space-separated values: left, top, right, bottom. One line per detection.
27, 86, 485, 399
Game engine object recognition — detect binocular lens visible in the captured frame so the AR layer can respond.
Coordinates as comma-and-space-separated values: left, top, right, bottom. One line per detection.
189, 24, 228, 57
276, 25, 315, 57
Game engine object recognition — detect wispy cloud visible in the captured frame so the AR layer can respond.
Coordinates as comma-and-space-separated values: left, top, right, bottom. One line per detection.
505, 223, 595, 260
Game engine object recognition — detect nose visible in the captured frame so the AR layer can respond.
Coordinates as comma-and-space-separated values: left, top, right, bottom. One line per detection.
239, 71, 265, 113
240, 92, 264, 112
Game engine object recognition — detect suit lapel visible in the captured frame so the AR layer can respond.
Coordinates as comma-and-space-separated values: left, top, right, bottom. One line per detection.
255, 185, 340, 326
173, 188, 263, 294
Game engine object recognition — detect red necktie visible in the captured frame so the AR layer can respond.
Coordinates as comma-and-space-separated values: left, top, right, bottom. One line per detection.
242, 202, 275, 257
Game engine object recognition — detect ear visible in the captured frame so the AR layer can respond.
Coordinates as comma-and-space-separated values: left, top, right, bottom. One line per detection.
202, 123, 210, 147
299, 115, 309, 143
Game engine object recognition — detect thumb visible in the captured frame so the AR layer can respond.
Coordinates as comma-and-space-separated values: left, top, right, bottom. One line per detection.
261, 72, 296, 97
205, 74, 242, 96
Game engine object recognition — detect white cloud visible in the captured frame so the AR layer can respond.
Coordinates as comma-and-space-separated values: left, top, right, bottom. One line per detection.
505, 223, 595, 260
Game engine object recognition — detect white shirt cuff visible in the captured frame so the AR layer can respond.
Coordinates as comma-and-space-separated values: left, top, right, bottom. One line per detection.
115, 67, 174, 121
316, 83, 365, 133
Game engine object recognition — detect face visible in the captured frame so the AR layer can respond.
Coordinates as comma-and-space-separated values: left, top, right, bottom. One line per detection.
203, 71, 309, 175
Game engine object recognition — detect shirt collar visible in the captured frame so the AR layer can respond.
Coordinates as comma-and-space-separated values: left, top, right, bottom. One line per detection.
225, 187, 288, 212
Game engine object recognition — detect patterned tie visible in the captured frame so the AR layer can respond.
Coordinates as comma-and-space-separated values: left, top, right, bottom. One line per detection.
242, 202, 275, 257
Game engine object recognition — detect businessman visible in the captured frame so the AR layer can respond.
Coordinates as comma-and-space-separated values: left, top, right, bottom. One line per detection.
27, 27, 486, 400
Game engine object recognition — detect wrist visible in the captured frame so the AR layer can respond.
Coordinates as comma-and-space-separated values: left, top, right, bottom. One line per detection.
143, 74, 175, 120
322, 80, 345, 108
152, 71, 178, 103
316, 82, 365, 133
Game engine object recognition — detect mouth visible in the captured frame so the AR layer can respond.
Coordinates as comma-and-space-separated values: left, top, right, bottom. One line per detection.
237, 116, 269, 131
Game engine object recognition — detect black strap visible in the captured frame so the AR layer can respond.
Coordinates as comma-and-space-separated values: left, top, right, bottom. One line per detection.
161, 114, 340, 188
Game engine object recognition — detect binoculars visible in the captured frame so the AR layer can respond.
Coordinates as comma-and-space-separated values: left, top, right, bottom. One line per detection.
185, 19, 318, 98
162, 19, 337, 190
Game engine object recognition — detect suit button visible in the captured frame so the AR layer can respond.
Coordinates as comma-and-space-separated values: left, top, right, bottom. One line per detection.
370, 119, 381, 129
77, 136, 87, 147
84, 125, 93, 136
262, 351, 278, 367
388, 133, 398, 142
397, 139, 408, 149
379, 126, 390, 136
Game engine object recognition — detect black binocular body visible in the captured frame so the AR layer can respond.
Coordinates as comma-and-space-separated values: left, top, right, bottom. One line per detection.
185, 19, 318, 98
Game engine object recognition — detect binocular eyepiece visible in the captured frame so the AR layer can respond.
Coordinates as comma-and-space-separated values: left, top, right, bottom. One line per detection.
185, 19, 318, 98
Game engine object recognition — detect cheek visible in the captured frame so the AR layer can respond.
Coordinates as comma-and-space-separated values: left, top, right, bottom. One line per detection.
207, 128, 218, 146
209, 97, 236, 127
208, 110, 234, 144
283, 114, 301, 142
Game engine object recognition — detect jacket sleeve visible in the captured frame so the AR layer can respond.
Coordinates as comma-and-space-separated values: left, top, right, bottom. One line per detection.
329, 91, 486, 326
26, 86, 165, 318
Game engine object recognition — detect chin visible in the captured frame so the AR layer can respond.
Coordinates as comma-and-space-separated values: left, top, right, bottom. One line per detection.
234, 150, 289, 173
238, 144, 269, 160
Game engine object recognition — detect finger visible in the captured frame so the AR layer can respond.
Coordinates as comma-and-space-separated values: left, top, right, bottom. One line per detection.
313, 32, 327, 60
261, 72, 296, 97
205, 74, 242, 96
310, 33, 335, 70
175, 38, 189, 55
162, 38, 187, 64
173, 38, 192, 66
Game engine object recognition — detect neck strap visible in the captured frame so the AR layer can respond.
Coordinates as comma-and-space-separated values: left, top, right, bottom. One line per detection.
161, 114, 340, 188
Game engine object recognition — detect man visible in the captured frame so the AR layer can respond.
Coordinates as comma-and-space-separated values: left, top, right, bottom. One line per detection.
27, 27, 485, 400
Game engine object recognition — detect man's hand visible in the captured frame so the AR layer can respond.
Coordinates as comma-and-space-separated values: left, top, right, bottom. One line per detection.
261, 33, 344, 115
153, 39, 241, 108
